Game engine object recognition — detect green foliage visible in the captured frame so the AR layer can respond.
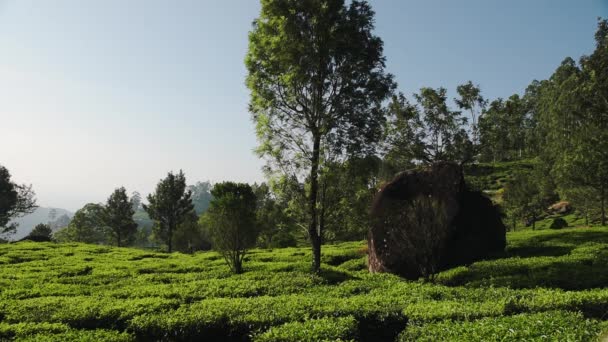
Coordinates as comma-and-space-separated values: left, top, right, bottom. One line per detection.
53, 203, 107, 244
384, 88, 470, 167
187, 181, 213, 214
207, 182, 258, 274
0, 164, 37, 237
398, 311, 606, 341
502, 171, 545, 230
1, 228, 608, 340
246, 0, 395, 272
104, 187, 138, 247
464, 159, 535, 193
254, 316, 358, 342
478, 94, 533, 163
27, 223, 53, 240
173, 211, 210, 253
436, 227, 608, 290
143, 170, 194, 253
253, 182, 294, 248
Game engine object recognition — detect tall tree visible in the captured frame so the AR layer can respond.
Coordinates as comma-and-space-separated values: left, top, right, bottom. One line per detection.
206, 182, 258, 274
104, 187, 138, 247
143, 171, 194, 252
246, 0, 394, 272
455, 81, 486, 147
478, 95, 529, 162
543, 19, 608, 226
502, 171, 545, 230
385, 88, 468, 166
131, 191, 142, 212
0, 165, 37, 237
187, 181, 213, 214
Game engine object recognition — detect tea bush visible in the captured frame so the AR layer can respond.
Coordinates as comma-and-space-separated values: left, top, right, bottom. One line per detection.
0, 227, 607, 341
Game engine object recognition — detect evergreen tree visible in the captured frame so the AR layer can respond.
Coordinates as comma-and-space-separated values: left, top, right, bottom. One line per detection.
104, 187, 138, 247
144, 171, 194, 252
28, 223, 53, 239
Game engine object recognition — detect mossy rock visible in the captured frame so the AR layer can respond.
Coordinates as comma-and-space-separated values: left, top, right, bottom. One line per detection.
550, 217, 568, 230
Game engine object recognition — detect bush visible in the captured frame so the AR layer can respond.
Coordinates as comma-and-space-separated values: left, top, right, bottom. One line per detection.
253, 316, 358, 342
268, 231, 297, 248
550, 217, 568, 229
398, 311, 605, 341
207, 182, 259, 274
1, 228, 608, 341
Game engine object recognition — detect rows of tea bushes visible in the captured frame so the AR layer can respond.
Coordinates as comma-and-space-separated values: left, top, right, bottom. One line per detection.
1, 227, 607, 341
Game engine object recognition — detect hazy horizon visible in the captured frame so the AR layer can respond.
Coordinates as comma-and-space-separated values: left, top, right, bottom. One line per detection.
1, 0, 606, 211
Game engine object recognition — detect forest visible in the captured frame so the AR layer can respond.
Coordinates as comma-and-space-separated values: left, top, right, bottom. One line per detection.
1, 0, 608, 341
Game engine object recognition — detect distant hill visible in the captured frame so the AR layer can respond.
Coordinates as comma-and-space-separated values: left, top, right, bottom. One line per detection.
10, 207, 72, 240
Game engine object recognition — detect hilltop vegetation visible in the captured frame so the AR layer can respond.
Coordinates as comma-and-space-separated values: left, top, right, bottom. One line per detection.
1, 227, 608, 341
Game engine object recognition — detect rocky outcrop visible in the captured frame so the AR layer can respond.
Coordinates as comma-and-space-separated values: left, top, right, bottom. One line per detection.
368, 162, 506, 279
548, 201, 572, 215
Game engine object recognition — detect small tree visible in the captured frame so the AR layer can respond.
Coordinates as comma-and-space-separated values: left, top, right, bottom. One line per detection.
0, 165, 37, 237
207, 182, 258, 274
54, 203, 106, 243
144, 171, 194, 253
104, 187, 138, 247
28, 223, 53, 239
173, 211, 211, 253
455, 81, 486, 147
131, 191, 142, 212
503, 172, 544, 230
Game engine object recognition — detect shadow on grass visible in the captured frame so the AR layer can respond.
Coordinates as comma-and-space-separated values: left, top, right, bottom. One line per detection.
437, 228, 608, 290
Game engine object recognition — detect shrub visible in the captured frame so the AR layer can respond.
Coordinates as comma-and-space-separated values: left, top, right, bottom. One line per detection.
207, 182, 259, 274
398, 311, 606, 341
550, 217, 568, 229
253, 316, 358, 342
268, 231, 297, 248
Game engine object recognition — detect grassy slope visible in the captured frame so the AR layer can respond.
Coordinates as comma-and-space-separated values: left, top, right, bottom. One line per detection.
465, 159, 589, 230
1, 227, 608, 341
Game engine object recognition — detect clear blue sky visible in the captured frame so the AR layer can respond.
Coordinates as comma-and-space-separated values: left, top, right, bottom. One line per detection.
1, 0, 606, 211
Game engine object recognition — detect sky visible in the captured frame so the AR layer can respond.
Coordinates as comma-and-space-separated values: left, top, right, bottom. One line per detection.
0, 0, 606, 211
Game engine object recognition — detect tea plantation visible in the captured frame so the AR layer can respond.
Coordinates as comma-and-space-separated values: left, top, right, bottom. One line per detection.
2, 227, 608, 341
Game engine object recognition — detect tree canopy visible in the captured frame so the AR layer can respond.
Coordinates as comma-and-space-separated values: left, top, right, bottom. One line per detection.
246, 0, 395, 272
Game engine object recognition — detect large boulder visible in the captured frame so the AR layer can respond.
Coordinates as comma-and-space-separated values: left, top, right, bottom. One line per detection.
368, 162, 506, 279
547, 201, 572, 215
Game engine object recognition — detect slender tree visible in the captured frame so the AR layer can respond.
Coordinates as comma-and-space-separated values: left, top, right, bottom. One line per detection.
144, 171, 194, 252
131, 191, 142, 212
455, 81, 486, 146
104, 187, 138, 247
385, 88, 469, 166
0, 165, 37, 237
246, 0, 394, 272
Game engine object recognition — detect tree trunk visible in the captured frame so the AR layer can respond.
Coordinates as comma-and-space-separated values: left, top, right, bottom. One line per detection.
602, 186, 606, 226
168, 220, 173, 253
309, 135, 321, 273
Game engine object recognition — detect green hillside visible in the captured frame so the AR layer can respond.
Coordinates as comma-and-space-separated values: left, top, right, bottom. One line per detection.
1, 227, 608, 341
